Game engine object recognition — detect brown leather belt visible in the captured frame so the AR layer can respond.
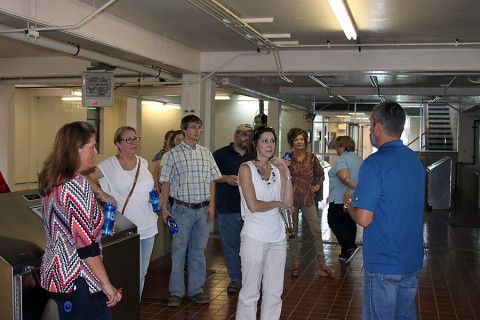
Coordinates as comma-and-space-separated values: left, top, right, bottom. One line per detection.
174, 199, 209, 209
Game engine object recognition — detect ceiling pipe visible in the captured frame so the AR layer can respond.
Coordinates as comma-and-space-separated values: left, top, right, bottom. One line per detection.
0, 0, 118, 34
0, 76, 182, 86
0, 24, 178, 81
274, 41, 480, 49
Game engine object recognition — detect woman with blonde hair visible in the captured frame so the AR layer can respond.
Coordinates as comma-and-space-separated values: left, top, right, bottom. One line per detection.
327, 135, 363, 264
87, 126, 158, 300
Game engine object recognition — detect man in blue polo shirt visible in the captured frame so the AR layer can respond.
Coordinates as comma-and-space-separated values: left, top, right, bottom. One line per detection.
213, 123, 253, 293
344, 101, 426, 320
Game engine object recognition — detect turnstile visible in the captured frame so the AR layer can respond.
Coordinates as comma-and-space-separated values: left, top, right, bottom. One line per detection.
0, 189, 140, 320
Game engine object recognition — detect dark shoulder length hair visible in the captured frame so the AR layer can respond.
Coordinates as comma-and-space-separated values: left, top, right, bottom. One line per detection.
38, 121, 96, 197
248, 125, 277, 160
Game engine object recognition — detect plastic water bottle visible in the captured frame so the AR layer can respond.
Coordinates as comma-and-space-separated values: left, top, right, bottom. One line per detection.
149, 189, 161, 213
167, 216, 179, 235
101, 202, 116, 236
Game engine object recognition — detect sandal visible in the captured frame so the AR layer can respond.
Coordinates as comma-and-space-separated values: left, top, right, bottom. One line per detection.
291, 263, 300, 277
316, 265, 336, 278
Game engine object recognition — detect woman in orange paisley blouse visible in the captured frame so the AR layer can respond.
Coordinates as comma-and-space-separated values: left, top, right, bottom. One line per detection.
285, 128, 335, 278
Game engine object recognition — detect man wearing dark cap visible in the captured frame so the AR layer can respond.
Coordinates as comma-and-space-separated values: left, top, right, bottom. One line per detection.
213, 123, 253, 293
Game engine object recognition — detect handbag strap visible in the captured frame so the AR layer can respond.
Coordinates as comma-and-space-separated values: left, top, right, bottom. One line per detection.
121, 159, 141, 215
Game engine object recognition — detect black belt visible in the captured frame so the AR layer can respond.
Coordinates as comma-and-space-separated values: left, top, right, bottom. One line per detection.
174, 199, 209, 209
329, 202, 344, 206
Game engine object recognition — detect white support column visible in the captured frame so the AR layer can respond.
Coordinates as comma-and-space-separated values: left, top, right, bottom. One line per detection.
181, 74, 216, 149
0, 85, 14, 190
267, 100, 281, 154
203, 78, 216, 149
126, 97, 139, 129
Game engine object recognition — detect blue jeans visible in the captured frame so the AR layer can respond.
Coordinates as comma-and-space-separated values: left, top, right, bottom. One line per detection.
169, 203, 209, 297
216, 211, 243, 282
140, 236, 155, 299
363, 269, 420, 320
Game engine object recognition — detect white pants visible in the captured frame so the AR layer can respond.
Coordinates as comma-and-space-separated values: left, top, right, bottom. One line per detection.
236, 234, 287, 320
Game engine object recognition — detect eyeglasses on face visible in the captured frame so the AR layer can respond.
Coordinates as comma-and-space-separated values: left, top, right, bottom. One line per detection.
121, 136, 141, 144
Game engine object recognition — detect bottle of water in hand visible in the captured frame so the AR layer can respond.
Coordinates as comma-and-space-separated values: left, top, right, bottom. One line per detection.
149, 189, 161, 213
167, 216, 178, 235
101, 202, 116, 236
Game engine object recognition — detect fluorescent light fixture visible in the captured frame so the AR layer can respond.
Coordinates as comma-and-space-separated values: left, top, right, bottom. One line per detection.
141, 100, 164, 107
237, 95, 258, 101
164, 103, 181, 109
242, 17, 274, 23
337, 95, 349, 102
262, 33, 291, 39
369, 76, 379, 88
273, 41, 299, 45
215, 95, 231, 100
327, 0, 357, 40
349, 112, 364, 115
336, 115, 351, 118
309, 76, 329, 88
61, 97, 82, 101
71, 90, 82, 96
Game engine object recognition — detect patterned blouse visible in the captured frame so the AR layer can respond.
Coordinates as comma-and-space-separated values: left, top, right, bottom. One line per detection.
40, 173, 104, 296
289, 151, 324, 206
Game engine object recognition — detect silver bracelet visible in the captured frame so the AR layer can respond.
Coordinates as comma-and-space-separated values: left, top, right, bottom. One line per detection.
343, 198, 352, 210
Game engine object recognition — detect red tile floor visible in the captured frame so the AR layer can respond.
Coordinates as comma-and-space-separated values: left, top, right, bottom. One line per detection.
140, 194, 480, 319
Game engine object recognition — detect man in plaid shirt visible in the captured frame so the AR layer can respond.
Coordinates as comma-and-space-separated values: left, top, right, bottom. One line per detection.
160, 114, 221, 307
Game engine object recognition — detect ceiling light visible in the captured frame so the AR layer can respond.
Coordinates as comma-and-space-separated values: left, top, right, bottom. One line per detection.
242, 17, 274, 23
369, 76, 379, 88
164, 103, 181, 109
337, 95, 349, 102
215, 95, 231, 100
273, 41, 299, 45
71, 90, 82, 96
327, 0, 357, 40
141, 100, 165, 107
262, 33, 291, 39
336, 115, 351, 118
309, 76, 329, 88
61, 97, 82, 101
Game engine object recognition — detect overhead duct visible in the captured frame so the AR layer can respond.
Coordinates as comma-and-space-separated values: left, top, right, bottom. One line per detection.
0, 24, 178, 82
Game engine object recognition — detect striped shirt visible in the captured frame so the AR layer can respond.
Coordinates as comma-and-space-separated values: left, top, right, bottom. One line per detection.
40, 173, 104, 295
160, 141, 221, 203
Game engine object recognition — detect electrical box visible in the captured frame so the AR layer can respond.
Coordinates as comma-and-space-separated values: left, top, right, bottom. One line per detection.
82, 71, 114, 107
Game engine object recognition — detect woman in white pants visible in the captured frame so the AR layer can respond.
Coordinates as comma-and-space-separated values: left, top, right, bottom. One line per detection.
236, 125, 293, 320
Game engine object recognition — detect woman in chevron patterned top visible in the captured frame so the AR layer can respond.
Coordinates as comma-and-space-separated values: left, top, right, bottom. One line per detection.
38, 121, 122, 320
